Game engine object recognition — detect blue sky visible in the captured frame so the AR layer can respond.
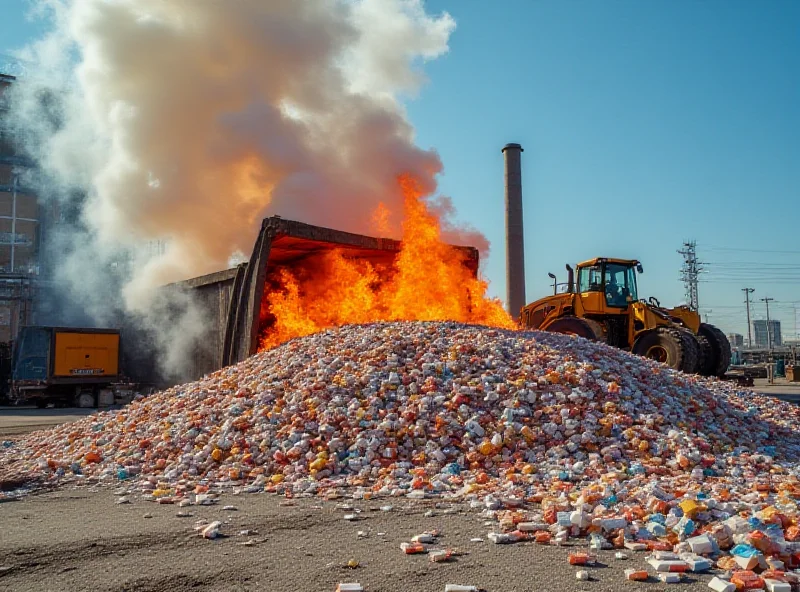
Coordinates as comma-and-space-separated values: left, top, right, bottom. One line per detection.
2, 0, 799, 339
1, 2, 47, 63
408, 0, 800, 339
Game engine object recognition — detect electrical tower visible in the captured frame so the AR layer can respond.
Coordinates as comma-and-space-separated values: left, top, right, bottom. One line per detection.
678, 241, 703, 311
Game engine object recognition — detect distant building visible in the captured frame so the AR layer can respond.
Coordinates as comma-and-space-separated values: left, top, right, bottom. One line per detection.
727, 333, 744, 347
0, 72, 40, 343
753, 319, 782, 348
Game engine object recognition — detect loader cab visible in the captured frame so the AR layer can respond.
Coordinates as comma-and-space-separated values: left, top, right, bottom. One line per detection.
576, 258, 640, 312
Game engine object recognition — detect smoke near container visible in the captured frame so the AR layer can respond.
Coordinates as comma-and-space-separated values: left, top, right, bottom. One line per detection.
502, 142, 525, 317
5, 0, 497, 376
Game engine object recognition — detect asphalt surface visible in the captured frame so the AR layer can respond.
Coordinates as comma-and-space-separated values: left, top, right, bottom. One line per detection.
0, 407, 95, 437
750, 378, 800, 403
0, 487, 722, 592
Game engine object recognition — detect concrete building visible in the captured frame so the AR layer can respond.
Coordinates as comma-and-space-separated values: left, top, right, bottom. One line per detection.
727, 333, 744, 348
753, 319, 782, 348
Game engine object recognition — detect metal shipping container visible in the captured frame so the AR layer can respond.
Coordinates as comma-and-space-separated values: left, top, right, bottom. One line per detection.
157, 216, 480, 384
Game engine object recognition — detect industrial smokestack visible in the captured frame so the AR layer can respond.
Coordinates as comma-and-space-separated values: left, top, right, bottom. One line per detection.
502, 142, 525, 317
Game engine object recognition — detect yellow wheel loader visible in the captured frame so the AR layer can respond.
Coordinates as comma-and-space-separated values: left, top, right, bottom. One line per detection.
520, 258, 731, 376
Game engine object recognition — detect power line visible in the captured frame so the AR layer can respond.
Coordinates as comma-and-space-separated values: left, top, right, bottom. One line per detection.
704, 246, 800, 255
706, 262, 800, 267
701, 279, 800, 285
705, 271, 800, 276
696, 245, 799, 341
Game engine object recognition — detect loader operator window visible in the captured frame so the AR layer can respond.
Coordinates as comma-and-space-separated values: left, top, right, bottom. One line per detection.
604, 263, 638, 307
578, 265, 603, 293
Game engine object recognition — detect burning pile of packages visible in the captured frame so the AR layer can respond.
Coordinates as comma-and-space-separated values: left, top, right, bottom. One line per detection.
4, 321, 800, 583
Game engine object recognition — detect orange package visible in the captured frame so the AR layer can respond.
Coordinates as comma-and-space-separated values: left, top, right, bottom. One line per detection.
717, 556, 738, 570
534, 531, 552, 544
645, 540, 673, 551
624, 569, 648, 582
760, 569, 786, 582
568, 552, 594, 565
731, 570, 765, 591
400, 542, 425, 554
785, 526, 800, 542
748, 530, 772, 554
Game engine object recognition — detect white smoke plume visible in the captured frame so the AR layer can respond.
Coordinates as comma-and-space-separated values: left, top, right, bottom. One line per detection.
7, 0, 489, 377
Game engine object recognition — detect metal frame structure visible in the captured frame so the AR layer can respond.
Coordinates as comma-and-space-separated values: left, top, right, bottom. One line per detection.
0, 72, 41, 343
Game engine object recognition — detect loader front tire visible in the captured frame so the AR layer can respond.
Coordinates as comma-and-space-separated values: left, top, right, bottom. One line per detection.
632, 327, 687, 372
543, 316, 600, 341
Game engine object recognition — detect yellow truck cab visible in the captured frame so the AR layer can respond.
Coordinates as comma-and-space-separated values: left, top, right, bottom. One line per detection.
11, 327, 121, 408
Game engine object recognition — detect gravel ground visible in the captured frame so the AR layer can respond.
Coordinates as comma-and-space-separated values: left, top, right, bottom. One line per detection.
0, 486, 722, 592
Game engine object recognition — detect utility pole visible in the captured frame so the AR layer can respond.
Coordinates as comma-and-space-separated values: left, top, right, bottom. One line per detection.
743, 288, 754, 347
761, 297, 774, 350
678, 241, 703, 311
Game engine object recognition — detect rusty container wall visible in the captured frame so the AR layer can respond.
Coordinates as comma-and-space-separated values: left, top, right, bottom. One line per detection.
170, 268, 242, 382
159, 216, 479, 385
122, 267, 242, 387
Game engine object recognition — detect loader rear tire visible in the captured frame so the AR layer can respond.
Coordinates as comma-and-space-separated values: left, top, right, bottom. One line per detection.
543, 316, 600, 341
696, 333, 712, 376
632, 326, 687, 372
698, 323, 732, 378
677, 329, 701, 374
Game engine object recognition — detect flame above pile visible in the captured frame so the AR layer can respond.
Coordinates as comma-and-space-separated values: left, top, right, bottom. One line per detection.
259, 175, 514, 350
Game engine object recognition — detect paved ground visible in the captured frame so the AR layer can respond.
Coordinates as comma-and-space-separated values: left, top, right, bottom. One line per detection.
0, 407, 96, 437
0, 487, 721, 592
751, 378, 800, 403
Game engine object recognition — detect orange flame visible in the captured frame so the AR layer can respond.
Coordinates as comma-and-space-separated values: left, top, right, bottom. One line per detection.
259, 175, 515, 350
371, 201, 392, 236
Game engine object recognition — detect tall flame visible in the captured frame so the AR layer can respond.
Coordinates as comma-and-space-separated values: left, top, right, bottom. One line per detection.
259, 175, 515, 350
